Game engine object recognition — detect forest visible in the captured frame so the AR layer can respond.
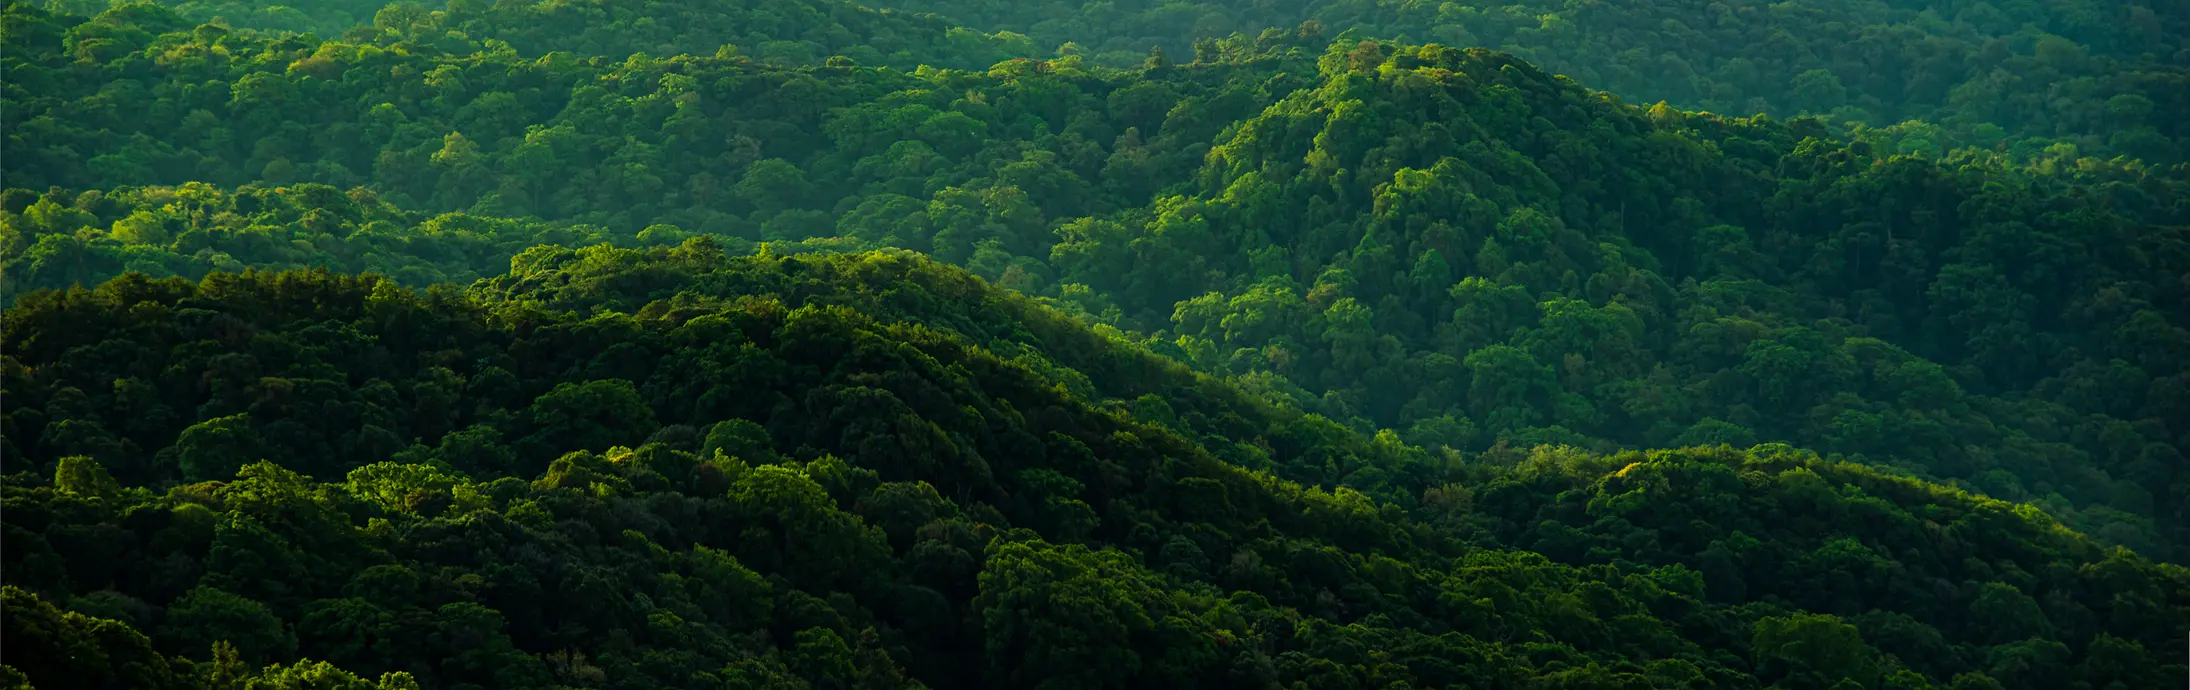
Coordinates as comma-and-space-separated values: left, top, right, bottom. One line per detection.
2, 0, 2186, 688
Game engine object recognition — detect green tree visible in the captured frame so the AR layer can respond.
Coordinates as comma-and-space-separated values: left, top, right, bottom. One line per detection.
163, 415, 265, 483
1751, 613, 1881, 689
160, 587, 296, 664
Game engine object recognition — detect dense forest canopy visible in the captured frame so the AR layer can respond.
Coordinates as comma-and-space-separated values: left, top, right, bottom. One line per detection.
862, 0, 2190, 162
7, 252, 2188, 689
3, 0, 2187, 688
34, 0, 1037, 68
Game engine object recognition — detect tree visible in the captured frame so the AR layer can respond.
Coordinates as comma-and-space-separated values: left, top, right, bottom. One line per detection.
733, 159, 818, 213
160, 587, 296, 664
53, 455, 121, 499
975, 539, 1219, 688
522, 379, 659, 459
1967, 583, 2053, 646
163, 415, 264, 483
702, 418, 778, 463
1, 587, 181, 690
1751, 613, 1881, 689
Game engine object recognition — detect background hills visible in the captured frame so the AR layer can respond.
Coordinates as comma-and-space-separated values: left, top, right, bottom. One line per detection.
865, 0, 2190, 161
3, 0, 2187, 689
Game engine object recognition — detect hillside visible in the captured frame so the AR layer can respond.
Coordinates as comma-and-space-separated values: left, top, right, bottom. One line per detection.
38, 0, 2190, 162
6, 3, 2186, 557
870, 0, 2190, 162
33, 0, 1037, 68
6, 251, 2187, 689
5, 2, 2190, 688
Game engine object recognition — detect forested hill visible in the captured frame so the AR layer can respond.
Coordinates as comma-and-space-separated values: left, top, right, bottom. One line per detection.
4, 2, 2190, 688
6, 249, 2189, 689
7, 2, 2187, 558
39, 0, 2190, 160
34, 0, 1038, 68
863, 0, 2190, 162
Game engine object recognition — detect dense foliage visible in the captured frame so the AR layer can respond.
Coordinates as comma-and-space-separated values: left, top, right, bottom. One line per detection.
37, 0, 1036, 68
6, 0, 2188, 688
7, 252, 2187, 689
870, 0, 2190, 162
7, 2, 2186, 555
1, 1, 1310, 216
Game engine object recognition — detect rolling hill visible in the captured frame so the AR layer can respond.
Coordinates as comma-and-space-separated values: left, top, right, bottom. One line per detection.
4, 2, 2188, 688
6, 249, 2186, 689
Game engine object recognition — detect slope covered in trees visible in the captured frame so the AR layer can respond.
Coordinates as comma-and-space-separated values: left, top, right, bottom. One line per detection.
35, 0, 1037, 68
1, 0, 1307, 217
6, 250, 2187, 689
872, 0, 2190, 162
7, 2, 2185, 557
1048, 43, 2190, 557
5, 1, 2189, 688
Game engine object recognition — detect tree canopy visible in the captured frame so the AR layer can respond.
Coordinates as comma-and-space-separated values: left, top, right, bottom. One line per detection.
4, 0, 2187, 688
6, 253, 2186, 688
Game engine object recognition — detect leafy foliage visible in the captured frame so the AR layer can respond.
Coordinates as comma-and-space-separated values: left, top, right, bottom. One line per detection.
7, 11, 2181, 557
37, 0, 1037, 68
871, 0, 2190, 161
6, 1, 2190, 688
6, 255, 2186, 689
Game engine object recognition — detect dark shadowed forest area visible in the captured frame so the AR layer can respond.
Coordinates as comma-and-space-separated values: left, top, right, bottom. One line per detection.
3, 0, 2186, 688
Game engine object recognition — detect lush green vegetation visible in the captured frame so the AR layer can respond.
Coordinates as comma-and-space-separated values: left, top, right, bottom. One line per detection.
8, 252, 2188, 689
5, 0, 2187, 688
8, 2, 2185, 553
35, 0, 1038, 68
869, 0, 2190, 162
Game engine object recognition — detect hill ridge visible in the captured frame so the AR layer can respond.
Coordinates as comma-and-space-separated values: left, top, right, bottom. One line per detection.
6, 251, 2186, 689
